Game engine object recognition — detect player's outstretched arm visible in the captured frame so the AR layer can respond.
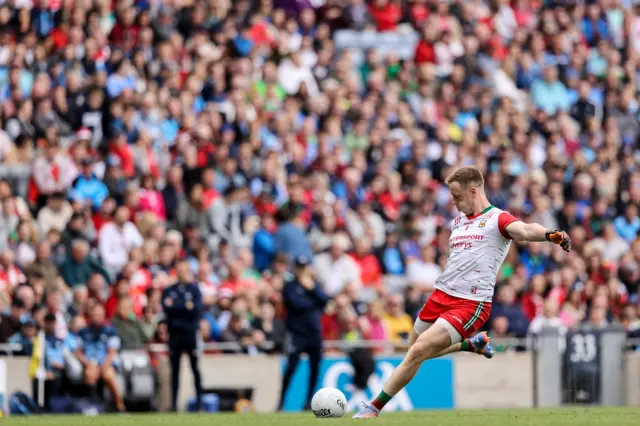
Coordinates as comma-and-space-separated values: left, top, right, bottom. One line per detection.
505, 221, 571, 252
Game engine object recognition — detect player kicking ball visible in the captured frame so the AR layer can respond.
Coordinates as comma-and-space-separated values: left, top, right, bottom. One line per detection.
353, 166, 571, 418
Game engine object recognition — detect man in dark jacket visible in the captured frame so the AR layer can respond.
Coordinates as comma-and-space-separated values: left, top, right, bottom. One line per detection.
278, 255, 329, 411
162, 259, 203, 412
0, 298, 27, 343
59, 239, 110, 288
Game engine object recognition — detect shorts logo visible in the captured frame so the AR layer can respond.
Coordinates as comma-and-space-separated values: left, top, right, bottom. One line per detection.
471, 286, 478, 294
478, 220, 487, 228
451, 315, 462, 324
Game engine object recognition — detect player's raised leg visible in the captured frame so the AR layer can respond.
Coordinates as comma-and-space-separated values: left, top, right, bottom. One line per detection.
353, 322, 452, 418
412, 319, 494, 359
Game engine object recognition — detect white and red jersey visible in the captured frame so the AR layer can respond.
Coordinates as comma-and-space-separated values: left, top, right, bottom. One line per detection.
435, 206, 518, 302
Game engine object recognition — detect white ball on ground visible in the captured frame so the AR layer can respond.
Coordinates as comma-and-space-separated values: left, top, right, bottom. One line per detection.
311, 387, 347, 418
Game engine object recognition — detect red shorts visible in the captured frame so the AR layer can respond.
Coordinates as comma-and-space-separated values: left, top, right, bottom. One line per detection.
417, 289, 492, 339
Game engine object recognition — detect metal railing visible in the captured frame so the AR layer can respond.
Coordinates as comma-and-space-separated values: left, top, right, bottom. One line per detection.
0, 337, 530, 356
3, 336, 637, 356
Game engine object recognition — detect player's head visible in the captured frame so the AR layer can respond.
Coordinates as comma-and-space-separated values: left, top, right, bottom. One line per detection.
445, 166, 485, 215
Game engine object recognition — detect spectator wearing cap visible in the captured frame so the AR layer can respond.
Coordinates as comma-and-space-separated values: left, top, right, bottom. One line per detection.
41, 312, 77, 410
8, 316, 37, 355
0, 297, 27, 343
98, 205, 144, 276
71, 157, 109, 210
279, 255, 328, 411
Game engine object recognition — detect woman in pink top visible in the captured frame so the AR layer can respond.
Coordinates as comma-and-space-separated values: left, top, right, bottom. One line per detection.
360, 300, 388, 354
137, 174, 166, 220
559, 286, 587, 329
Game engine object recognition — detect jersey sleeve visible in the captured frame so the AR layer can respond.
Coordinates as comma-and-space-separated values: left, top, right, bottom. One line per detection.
498, 212, 519, 239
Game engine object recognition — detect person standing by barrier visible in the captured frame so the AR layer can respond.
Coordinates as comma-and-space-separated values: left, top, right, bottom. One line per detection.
162, 259, 203, 412
278, 255, 329, 411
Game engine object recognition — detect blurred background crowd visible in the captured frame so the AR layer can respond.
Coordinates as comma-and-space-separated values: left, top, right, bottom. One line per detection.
1, 0, 640, 373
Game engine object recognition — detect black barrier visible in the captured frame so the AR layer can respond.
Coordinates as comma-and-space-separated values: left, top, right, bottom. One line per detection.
562, 329, 601, 404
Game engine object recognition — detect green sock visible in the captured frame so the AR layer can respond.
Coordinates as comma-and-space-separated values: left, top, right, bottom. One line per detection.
460, 339, 473, 352
371, 391, 392, 410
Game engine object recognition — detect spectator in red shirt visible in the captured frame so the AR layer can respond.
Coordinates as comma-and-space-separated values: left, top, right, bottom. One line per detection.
414, 24, 437, 64
350, 237, 382, 289
201, 167, 219, 210
369, 0, 402, 32
108, 130, 135, 178
521, 274, 547, 321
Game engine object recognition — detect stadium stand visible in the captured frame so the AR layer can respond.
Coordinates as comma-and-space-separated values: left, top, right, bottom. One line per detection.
0, 0, 639, 413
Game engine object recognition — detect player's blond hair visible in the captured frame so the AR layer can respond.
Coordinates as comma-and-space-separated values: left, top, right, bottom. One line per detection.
445, 166, 485, 188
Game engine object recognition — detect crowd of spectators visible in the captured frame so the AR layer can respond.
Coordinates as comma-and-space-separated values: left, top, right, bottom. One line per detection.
1, 0, 640, 383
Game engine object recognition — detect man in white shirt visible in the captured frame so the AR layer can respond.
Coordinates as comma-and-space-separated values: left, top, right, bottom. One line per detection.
98, 206, 144, 276
345, 201, 386, 248
586, 222, 629, 263
278, 51, 320, 97
37, 192, 73, 234
527, 299, 567, 351
313, 233, 361, 297
405, 244, 442, 291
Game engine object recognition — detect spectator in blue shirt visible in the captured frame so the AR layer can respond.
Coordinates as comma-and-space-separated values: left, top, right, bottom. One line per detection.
491, 285, 530, 338
8, 317, 37, 356
530, 66, 570, 115
581, 3, 609, 47
253, 213, 276, 272
106, 60, 137, 98
42, 313, 76, 409
614, 204, 640, 243
376, 230, 405, 275
274, 204, 313, 265
76, 304, 125, 412
520, 244, 549, 281
71, 158, 109, 210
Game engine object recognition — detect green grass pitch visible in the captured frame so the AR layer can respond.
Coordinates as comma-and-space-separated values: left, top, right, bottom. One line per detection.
1, 408, 639, 426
